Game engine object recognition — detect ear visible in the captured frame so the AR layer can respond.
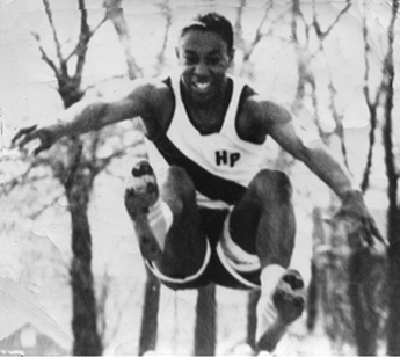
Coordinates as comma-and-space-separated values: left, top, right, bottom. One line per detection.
227, 47, 235, 66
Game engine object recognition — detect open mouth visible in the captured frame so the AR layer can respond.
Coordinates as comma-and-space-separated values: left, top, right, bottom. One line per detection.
191, 80, 213, 96
193, 82, 210, 90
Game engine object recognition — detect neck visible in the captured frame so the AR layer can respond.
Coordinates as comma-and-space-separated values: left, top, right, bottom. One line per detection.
182, 80, 229, 111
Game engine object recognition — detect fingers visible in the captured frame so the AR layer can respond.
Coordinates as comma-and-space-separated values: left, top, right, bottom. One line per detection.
367, 218, 388, 247
11, 126, 53, 155
11, 125, 37, 147
333, 211, 388, 248
33, 143, 50, 156
33, 135, 53, 155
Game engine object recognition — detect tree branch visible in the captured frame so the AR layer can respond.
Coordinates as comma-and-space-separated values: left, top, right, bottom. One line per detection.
328, 80, 351, 171
383, 0, 399, 222
65, 15, 109, 63
42, 0, 66, 73
31, 31, 60, 79
82, 139, 144, 176
73, 0, 91, 85
361, 1, 383, 192
156, 0, 172, 74
243, 1, 274, 62
104, 0, 142, 80
312, 0, 351, 41
64, 139, 83, 190
29, 193, 64, 220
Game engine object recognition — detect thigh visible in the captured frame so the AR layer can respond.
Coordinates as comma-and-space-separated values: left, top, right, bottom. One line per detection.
151, 166, 209, 284
228, 169, 296, 266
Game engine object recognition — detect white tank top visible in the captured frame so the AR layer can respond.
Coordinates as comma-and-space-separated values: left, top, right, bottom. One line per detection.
145, 75, 265, 209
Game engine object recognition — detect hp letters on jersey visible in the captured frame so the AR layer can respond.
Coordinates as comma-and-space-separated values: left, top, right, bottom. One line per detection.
215, 150, 241, 167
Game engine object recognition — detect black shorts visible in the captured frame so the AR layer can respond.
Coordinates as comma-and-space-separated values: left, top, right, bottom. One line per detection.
145, 209, 261, 290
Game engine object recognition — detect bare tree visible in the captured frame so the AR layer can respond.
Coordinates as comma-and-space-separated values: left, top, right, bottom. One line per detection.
31, 1, 109, 354
104, 2, 162, 354
104, 0, 142, 79
23, 0, 149, 354
361, 1, 384, 193
383, 0, 400, 355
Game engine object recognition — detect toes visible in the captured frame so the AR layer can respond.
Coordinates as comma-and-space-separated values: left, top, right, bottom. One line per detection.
146, 182, 158, 195
125, 188, 135, 198
273, 271, 306, 323
131, 161, 154, 177
281, 270, 305, 290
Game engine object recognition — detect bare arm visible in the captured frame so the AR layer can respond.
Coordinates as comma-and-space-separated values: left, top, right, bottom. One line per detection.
12, 79, 158, 152
257, 100, 386, 246
259, 101, 359, 199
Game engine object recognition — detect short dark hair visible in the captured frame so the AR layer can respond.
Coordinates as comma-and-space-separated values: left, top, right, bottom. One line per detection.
180, 13, 234, 53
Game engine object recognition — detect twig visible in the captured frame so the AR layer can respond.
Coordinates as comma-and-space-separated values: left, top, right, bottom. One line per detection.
312, 0, 351, 41
64, 139, 83, 190
328, 79, 351, 171
83, 140, 144, 175
29, 193, 64, 220
74, 0, 91, 83
156, 0, 172, 74
105, 0, 142, 79
310, 0, 352, 59
243, 1, 274, 62
361, 1, 383, 192
42, 0, 66, 72
31, 31, 60, 78
64, 15, 109, 63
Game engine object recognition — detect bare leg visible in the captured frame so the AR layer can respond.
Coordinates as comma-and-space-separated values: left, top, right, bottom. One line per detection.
158, 166, 206, 277
229, 169, 305, 353
124, 161, 206, 280
230, 169, 295, 268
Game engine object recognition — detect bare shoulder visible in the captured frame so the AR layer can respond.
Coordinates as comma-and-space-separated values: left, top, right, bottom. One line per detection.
244, 92, 292, 128
124, 78, 171, 105
102, 77, 173, 119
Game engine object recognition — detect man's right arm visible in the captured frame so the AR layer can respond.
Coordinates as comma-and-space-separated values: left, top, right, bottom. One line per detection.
12, 79, 157, 153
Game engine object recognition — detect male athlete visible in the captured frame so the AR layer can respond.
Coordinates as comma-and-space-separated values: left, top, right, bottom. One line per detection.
13, 13, 383, 354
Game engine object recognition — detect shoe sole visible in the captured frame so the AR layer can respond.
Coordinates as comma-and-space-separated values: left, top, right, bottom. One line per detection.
124, 160, 162, 261
257, 270, 306, 353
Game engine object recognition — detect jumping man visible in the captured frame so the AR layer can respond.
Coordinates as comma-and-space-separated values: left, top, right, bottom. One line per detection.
12, 13, 383, 354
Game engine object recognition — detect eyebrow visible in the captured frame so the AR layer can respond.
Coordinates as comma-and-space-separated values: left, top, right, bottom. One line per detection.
183, 49, 221, 55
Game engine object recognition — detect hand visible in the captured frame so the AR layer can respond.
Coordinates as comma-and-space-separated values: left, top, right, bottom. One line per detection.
11, 125, 54, 155
334, 190, 388, 247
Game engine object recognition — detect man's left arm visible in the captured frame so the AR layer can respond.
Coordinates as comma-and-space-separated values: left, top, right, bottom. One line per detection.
260, 101, 386, 246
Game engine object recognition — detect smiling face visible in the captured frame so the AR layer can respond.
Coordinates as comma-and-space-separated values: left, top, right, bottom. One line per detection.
176, 29, 233, 105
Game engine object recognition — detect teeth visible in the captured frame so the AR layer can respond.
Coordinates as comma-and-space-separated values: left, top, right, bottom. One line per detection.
195, 82, 210, 90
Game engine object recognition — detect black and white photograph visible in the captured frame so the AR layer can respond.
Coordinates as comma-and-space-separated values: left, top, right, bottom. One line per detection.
0, 0, 398, 356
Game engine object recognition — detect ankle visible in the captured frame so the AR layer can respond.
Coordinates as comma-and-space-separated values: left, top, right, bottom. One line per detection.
145, 200, 173, 250
260, 264, 286, 295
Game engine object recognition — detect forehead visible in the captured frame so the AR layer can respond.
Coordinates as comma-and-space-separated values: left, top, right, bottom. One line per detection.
179, 29, 228, 54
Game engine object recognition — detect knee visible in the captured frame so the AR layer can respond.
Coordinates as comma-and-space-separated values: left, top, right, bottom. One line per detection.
250, 169, 292, 203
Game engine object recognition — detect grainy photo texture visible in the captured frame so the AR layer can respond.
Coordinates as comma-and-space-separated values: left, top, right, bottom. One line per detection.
0, 0, 398, 356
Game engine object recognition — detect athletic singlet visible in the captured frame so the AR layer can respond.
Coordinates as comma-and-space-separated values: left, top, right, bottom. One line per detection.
145, 75, 265, 209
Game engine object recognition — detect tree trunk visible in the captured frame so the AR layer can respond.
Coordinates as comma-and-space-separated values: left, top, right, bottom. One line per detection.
306, 261, 318, 332
138, 267, 161, 356
66, 169, 103, 356
105, 3, 161, 353
194, 284, 217, 356
348, 246, 379, 356
387, 208, 400, 355
246, 289, 260, 349
383, 0, 399, 354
